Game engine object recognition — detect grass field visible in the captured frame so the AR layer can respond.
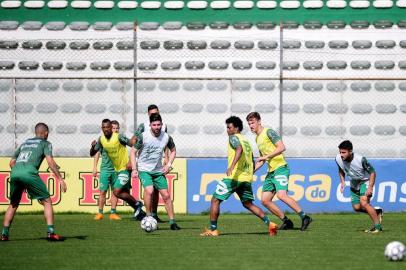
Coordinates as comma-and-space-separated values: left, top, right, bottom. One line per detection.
0, 213, 405, 270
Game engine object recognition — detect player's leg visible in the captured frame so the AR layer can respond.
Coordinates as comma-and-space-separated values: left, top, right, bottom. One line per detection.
201, 179, 235, 236
238, 182, 278, 236
351, 190, 366, 213
1, 177, 24, 241
108, 171, 121, 220
109, 192, 121, 220
113, 171, 144, 219
151, 188, 163, 222
152, 173, 180, 230
273, 166, 312, 231
359, 183, 382, 233
25, 173, 62, 241
143, 186, 154, 215
262, 174, 294, 230
95, 170, 111, 220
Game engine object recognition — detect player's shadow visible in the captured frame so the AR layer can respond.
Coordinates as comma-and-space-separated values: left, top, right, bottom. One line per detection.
8, 235, 87, 242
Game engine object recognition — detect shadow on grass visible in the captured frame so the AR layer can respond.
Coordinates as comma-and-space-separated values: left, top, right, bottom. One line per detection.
8, 235, 88, 242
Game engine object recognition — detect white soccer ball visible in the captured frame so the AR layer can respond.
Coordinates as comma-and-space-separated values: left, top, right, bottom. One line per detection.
385, 241, 406, 261
140, 216, 158, 233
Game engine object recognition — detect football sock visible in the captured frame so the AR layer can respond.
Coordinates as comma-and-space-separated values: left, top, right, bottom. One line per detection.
110, 209, 116, 214
169, 219, 176, 225
47, 225, 55, 234
210, 220, 217, 231
282, 216, 289, 222
298, 211, 306, 220
98, 209, 103, 214
374, 223, 382, 230
2, 226, 9, 236
262, 216, 270, 225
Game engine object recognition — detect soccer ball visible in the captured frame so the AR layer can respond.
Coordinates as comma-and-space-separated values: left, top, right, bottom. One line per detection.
140, 216, 158, 233
384, 241, 406, 261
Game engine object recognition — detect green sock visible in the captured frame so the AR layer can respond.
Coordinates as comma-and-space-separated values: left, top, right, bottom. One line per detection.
2, 226, 9, 236
110, 209, 116, 214
98, 209, 103, 214
374, 223, 382, 230
298, 211, 306, 220
210, 220, 217, 231
262, 216, 270, 225
169, 219, 175, 225
47, 225, 55, 234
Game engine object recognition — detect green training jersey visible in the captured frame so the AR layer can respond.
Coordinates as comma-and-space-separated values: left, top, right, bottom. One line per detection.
12, 137, 53, 170
99, 149, 115, 172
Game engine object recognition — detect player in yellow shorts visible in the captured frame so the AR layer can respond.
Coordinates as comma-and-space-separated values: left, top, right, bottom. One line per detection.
246, 112, 312, 231
200, 116, 278, 237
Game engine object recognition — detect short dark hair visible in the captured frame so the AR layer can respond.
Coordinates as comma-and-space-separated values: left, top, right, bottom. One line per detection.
246, 112, 261, 121
102, 119, 111, 125
149, 113, 162, 123
111, 120, 119, 127
338, 140, 353, 151
226, 116, 243, 131
147, 104, 159, 112
35, 122, 49, 132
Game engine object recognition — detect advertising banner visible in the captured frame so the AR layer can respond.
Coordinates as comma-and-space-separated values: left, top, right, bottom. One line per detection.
187, 158, 406, 213
0, 158, 187, 213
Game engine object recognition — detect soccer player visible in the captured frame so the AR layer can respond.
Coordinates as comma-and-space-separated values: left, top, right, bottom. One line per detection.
246, 112, 312, 231
200, 116, 278, 237
130, 113, 180, 230
336, 140, 383, 233
1, 122, 67, 241
91, 120, 121, 220
90, 119, 145, 220
134, 104, 168, 223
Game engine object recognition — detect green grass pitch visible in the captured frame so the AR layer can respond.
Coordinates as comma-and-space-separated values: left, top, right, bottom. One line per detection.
0, 213, 405, 270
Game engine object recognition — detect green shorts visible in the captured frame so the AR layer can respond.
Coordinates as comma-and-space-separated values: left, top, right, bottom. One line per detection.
113, 170, 131, 190
213, 179, 254, 202
351, 182, 370, 205
263, 165, 290, 192
139, 171, 168, 190
10, 168, 50, 202
99, 170, 116, 191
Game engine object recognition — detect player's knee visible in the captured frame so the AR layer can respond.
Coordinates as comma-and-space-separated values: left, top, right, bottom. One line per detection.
160, 192, 171, 202
276, 192, 287, 200
352, 204, 361, 211
360, 200, 369, 208
261, 198, 268, 206
144, 187, 154, 196
242, 201, 252, 208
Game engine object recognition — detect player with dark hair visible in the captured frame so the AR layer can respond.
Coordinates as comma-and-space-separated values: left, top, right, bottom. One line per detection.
1, 122, 67, 241
246, 112, 312, 231
134, 104, 168, 223
90, 119, 145, 220
91, 120, 122, 220
131, 113, 180, 230
336, 140, 383, 233
200, 116, 278, 236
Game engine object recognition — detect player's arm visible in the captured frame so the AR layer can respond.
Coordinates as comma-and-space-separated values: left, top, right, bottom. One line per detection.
338, 167, 346, 193
163, 136, 176, 174
130, 134, 142, 178
90, 139, 99, 157
92, 151, 100, 177
119, 134, 134, 147
44, 142, 67, 192
257, 129, 285, 162
254, 150, 265, 172
227, 135, 242, 176
9, 145, 21, 168
362, 157, 376, 197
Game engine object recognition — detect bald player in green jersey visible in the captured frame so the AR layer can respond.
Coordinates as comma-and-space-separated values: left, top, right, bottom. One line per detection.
200, 116, 278, 237
1, 123, 67, 241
